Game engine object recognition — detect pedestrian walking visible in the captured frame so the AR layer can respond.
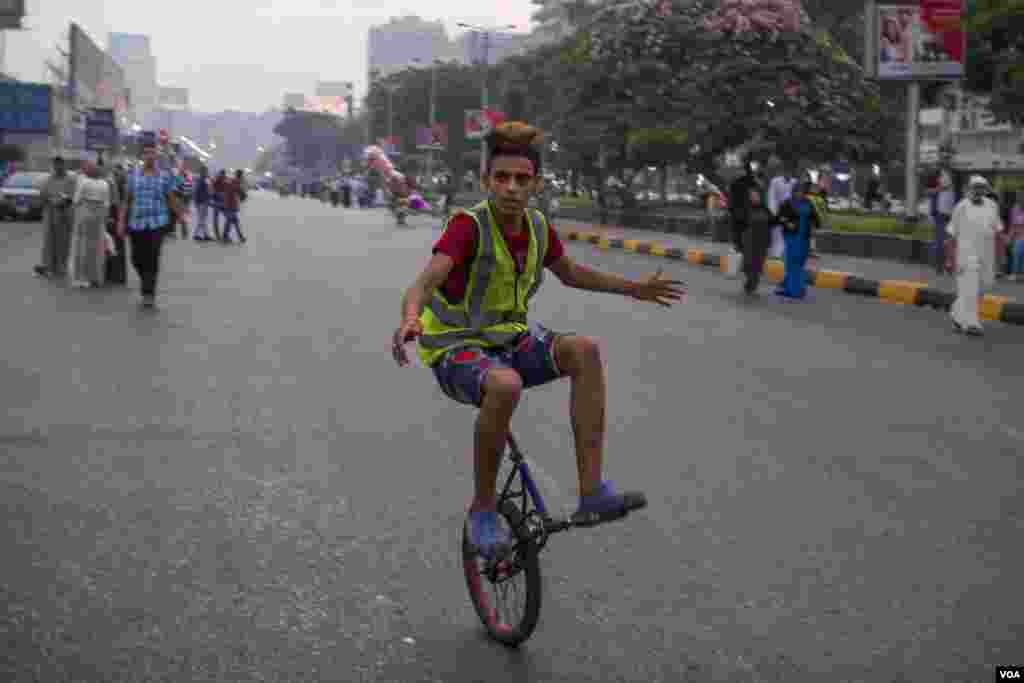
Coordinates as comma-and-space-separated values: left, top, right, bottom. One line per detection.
192, 166, 213, 241
177, 170, 194, 239
929, 171, 956, 274
119, 143, 179, 309
742, 187, 774, 295
211, 170, 228, 240
221, 171, 246, 244
775, 182, 821, 301
34, 156, 77, 278
1007, 195, 1024, 281
105, 164, 129, 286
948, 176, 1003, 336
68, 162, 112, 289
729, 162, 758, 254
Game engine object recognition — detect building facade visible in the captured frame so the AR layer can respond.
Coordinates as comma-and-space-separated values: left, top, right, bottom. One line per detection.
367, 16, 456, 85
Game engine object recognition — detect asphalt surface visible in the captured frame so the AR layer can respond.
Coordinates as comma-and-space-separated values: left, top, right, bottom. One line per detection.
2, 193, 1023, 683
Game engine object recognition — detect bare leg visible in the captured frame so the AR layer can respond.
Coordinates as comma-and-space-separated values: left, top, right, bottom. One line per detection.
555, 335, 604, 498
472, 369, 522, 511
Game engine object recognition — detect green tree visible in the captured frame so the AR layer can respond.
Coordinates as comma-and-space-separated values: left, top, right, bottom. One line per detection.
585, 0, 883, 181
965, 0, 1024, 124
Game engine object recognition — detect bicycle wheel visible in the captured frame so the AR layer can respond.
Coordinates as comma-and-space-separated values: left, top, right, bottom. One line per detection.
462, 499, 542, 646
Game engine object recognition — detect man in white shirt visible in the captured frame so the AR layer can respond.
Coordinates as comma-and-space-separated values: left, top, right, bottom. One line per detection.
948, 175, 1003, 336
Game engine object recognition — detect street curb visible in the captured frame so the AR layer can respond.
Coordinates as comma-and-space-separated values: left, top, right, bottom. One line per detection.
559, 230, 1024, 327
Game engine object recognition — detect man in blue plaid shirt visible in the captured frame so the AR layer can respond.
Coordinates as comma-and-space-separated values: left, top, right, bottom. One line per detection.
118, 144, 180, 308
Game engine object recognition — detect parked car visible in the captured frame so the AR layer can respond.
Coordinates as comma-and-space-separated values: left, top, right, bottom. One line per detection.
0, 172, 49, 221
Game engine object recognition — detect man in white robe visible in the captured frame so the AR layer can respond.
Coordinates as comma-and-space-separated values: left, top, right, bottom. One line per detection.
947, 175, 1003, 336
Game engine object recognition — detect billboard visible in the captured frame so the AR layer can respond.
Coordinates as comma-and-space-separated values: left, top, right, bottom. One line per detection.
0, 82, 51, 133
70, 23, 129, 116
0, 0, 25, 29
416, 123, 448, 150
159, 87, 189, 110
875, 1, 965, 80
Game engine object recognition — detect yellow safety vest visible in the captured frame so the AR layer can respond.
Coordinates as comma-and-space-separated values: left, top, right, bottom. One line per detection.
418, 201, 549, 367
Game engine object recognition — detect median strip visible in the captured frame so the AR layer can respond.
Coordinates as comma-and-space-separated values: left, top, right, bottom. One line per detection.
559, 229, 1024, 326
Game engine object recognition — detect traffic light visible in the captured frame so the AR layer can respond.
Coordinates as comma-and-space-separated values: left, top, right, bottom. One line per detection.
159, 129, 169, 145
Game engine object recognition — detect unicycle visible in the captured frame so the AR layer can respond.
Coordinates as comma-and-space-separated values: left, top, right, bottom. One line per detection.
462, 433, 647, 647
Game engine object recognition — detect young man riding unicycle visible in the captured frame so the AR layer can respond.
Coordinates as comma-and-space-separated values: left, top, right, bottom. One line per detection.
392, 122, 686, 558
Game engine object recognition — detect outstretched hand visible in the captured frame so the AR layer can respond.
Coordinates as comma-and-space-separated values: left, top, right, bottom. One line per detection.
632, 268, 687, 307
391, 317, 423, 366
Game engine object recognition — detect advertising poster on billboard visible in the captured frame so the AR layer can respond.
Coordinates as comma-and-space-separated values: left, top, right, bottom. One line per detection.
877, 0, 964, 80
0, 82, 51, 133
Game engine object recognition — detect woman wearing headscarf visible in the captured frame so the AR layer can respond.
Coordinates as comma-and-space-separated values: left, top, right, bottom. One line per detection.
947, 175, 1003, 336
742, 185, 774, 295
775, 181, 821, 300
68, 161, 112, 288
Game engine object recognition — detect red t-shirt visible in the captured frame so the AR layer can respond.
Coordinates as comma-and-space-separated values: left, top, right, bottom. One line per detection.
433, 212, 565, 304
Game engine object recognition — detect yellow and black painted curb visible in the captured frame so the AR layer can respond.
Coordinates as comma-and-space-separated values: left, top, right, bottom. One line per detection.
560, 230, 1024, 326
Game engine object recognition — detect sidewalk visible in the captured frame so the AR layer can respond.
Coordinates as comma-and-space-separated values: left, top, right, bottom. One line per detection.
557, 219, 1024, 326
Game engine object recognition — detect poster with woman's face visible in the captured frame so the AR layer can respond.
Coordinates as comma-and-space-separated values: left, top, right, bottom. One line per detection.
877, 2, 965, 80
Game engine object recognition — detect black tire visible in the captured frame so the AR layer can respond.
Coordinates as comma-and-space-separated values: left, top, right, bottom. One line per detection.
462, 500, 542, 647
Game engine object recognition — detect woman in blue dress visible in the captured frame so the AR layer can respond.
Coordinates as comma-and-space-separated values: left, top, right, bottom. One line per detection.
776, 182, 821, 300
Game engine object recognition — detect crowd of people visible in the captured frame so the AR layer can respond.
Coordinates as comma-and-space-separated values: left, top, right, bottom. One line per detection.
31, 144, 249, 309
727, 162, 826, 300
727, 161, 1024, 336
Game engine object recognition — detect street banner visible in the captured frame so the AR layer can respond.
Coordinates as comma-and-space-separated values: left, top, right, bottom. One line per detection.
85, 108, 117, 151
876, 0, 965, 80
0, 82, 51, 133
416, 123, 448, 150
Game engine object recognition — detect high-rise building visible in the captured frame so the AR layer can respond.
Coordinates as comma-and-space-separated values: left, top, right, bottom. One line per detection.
367, 16, 458, 85
455, 30, 529, 65
108, 33, 158, 122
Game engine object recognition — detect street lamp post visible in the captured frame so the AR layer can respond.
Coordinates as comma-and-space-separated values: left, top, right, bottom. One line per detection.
457, 22, 516, 185
412, 57, 442, 189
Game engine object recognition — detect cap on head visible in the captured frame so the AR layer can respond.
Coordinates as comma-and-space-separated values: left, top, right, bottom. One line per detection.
968, 175, 990, 189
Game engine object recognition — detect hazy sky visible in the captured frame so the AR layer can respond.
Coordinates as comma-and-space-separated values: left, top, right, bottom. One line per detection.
3, 0, 536, 113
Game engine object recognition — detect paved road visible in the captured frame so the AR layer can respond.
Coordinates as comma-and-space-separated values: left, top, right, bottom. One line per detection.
2, 193, 1022, 682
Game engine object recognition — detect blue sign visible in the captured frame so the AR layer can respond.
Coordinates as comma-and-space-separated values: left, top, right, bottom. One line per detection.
86, 108, 117, 150
139, 130, 157, 148
0, 82, 51, 133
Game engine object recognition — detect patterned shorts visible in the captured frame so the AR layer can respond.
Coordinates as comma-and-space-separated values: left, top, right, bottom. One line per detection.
432, 323, 568, 407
